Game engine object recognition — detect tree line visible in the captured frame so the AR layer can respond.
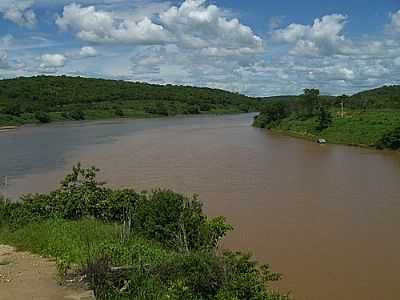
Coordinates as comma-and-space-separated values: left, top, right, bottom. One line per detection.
0, 76, 261, 125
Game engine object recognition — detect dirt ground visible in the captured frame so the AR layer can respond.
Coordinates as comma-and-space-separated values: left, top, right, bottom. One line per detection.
0, 245, 95, 300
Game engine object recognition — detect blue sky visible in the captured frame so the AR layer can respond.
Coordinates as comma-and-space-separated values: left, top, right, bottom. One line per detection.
0, 0, 400, 96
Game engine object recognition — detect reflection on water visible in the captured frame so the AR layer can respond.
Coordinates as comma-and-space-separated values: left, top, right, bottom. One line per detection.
1, 114, 400, 300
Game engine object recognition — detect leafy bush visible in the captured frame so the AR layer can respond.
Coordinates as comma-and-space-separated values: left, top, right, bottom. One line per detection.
132, 190, 232, 251
0, 165, 289, 300
2, 102, 22, 116
253, 102, 289, 128
3, 164, 231, 251
34, 111, 51, 123
69, 110, 85, 120
375, 127, 400, 150
316, 107, 332, 131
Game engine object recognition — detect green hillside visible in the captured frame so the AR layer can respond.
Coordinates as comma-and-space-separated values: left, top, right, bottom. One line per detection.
0, 76, 259, 126
254, 87, 400, 150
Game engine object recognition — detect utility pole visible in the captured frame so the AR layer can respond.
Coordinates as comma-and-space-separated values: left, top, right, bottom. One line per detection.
339, 94, 348, 118
341, 100, 344, 118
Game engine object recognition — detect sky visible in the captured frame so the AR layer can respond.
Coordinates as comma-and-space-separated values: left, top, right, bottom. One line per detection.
0, 0, 400, 96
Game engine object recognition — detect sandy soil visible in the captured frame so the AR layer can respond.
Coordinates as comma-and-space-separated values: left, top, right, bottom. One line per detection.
0, 245, 95, 300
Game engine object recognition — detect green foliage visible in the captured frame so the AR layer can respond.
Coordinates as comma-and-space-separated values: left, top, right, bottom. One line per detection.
255, 87, 400, 150
253, 102, 289, 128
34, 111, 51, 123
115, 108, 124, 117
132, 190, 232, 251
68, 110, 85, 120
349, 85, 400, 109
0, 165, 289, 300
375, 127, 400, 150
316, 107, 332, 131
301, 89, 320, 117
0, 76, 261, 126
2, 102, 22, 116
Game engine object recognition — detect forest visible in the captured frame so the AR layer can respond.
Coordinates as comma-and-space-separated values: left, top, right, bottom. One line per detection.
0, 76, 260, 126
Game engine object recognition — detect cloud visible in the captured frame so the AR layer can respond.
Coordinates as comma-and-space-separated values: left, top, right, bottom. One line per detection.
79, 46, 97, 58
386, 10, 400, 34
273, 14, 350, 57
0, 50, 10, 69
39, 53, 66, 69
0, 0, 36, 28
159, 0, 263, 53
56, 3, 170, 44
56, 0, 263, 55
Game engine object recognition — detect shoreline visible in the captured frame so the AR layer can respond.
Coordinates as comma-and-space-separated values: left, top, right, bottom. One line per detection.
265, 127, 400, 153
0, 111, 249, 133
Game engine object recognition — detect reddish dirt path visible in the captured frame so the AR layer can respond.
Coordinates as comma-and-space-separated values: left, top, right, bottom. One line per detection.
0, 245, 95, 300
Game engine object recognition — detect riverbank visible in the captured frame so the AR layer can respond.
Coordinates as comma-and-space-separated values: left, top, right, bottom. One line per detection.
0, 108, 247, 130
255, 110, 400, 150
0, 164, 289, 300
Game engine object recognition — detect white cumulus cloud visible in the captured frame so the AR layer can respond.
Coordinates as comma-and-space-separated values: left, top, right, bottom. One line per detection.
273, 14, 350, 57
56, 3, 170, 44
79, 46, 97, 58
40, 53, 66, 69
0, 0, 36, 28
159, 0, 263, 53
55, 0, 264, 55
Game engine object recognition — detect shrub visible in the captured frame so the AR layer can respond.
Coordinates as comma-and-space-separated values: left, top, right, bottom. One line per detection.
316, 107, 332, 131
69, 110, 85, 120
34, 111, 51, 123
375, 127, 400, 150
132, 190, 232, 251
2, 102, 22, 116
254, 102, 289, 128
115, 108, 124, 117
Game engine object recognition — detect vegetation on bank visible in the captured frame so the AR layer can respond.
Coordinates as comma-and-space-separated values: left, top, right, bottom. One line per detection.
254, 87, 400, 150
0, 164, 290, 300
0, 76, 260, 127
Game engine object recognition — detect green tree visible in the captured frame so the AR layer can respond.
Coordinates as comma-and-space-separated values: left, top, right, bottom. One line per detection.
3, 102, 22, 116
300, 88, 320, 117
375, 127, 400, 150
34, 111, 51, 123
317, 106, 332, 131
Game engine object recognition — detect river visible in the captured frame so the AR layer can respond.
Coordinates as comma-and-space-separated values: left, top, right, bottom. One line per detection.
1, 113, 399, 300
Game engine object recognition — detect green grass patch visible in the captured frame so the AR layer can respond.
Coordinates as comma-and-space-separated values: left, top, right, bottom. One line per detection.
271, 110, 400, 148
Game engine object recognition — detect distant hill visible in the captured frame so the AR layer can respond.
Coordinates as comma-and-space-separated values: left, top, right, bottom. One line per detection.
259, 85, 400, 109
349, 85, 400, 109
0, 76, 261, 125
0, 75, 254, 109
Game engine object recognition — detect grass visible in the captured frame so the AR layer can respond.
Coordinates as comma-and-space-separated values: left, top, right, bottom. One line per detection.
0, 219, 169, 269
272, 110, 400, 147
0, 218, 174, 291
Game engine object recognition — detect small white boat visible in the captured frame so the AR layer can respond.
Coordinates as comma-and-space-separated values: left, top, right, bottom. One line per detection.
317, 139, 327, 144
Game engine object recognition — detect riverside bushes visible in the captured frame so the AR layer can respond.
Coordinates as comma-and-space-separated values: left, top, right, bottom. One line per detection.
375, 126, 400, 150
0, 165, 290, 300
254, 89, 400, 149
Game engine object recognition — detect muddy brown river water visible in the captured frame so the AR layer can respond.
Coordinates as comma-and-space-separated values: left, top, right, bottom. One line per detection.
1, 113, 399, 300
